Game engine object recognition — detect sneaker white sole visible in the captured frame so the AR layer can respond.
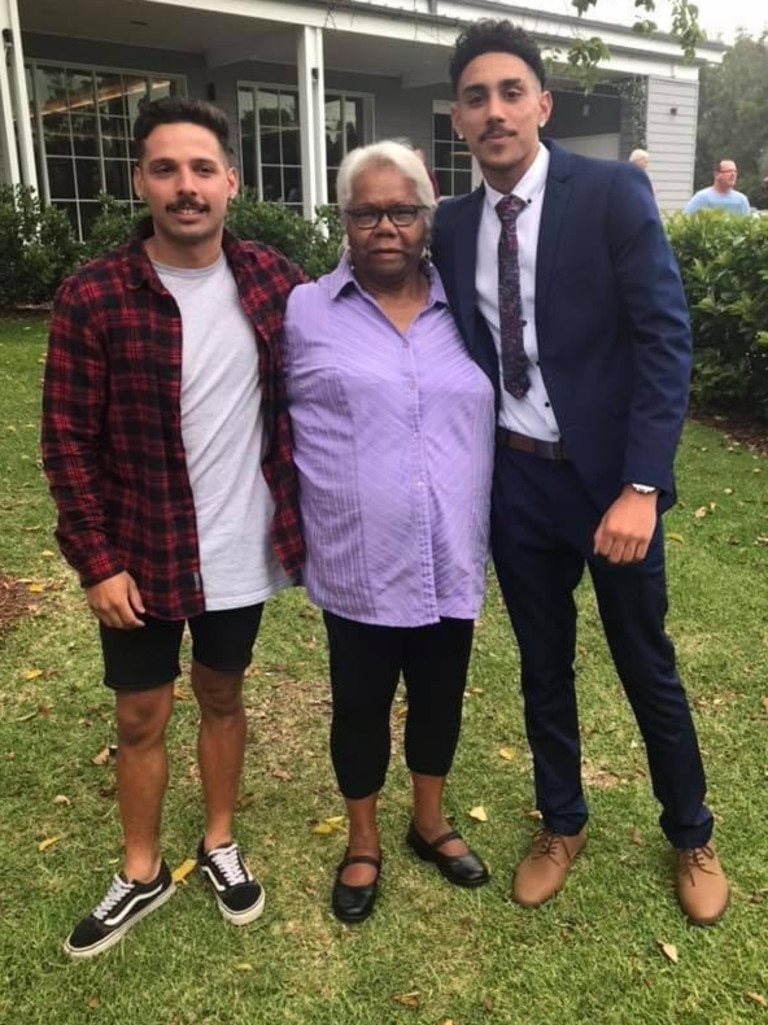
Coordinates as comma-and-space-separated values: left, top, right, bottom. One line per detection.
63, 881, 177, 960
214, 884, 266, 926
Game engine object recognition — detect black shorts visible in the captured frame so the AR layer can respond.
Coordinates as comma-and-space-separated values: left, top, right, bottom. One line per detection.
99, 604, 265, 692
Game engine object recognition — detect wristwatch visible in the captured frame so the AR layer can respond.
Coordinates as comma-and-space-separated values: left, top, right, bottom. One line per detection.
630, 483, 658, 495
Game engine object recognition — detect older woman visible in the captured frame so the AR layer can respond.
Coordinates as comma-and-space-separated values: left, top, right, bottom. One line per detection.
283, 142, 494, 923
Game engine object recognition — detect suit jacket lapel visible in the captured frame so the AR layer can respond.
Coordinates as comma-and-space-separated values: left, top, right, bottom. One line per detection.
536, 142, 572, 331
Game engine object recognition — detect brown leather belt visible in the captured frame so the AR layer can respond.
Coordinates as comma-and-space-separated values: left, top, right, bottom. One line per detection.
496, 427, 569, 461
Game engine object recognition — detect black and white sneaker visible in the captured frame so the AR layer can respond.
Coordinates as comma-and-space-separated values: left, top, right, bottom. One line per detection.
197, 839, 265, 925
64, 861, 175, 959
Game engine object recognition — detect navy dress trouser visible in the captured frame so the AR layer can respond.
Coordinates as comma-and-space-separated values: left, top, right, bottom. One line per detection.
491, 446, 714, 849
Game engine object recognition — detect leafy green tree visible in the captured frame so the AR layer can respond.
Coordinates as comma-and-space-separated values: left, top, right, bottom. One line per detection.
694, 33, 768, 207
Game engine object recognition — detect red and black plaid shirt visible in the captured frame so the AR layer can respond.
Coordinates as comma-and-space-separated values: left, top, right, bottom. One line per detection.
42, 219, 306, 620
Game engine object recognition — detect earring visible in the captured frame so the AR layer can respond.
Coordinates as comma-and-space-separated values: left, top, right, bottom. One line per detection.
539, 122, 547, 129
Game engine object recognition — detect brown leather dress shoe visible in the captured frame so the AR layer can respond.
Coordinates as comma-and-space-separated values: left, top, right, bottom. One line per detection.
512, 827, 586, 908
674, 844, 729, 926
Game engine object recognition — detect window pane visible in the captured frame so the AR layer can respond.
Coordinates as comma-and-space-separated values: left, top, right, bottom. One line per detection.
327, 169, 337, 205
124, 76, 149, 122
262, 165, 282, 202
454, 170, 472, 195
35, 67, 69, 115
433, 112, 452, 139
104, 160, 131, 198
71, 115, 98, 157
42, 112, 71, 156
434, 141, 453, 168
95, 71, 126, 116
150, 77, 178, 101
280, 93, 300, 165
48, 158, 76, 197
101, 117, 129, 159
325, 98, 342, 167
344, 98, 362, 153
284, 166, 301, 206
239, 89, 256, 187
75, 159, 102, 199
258, 91, 280, 164
67, 70, 95, 114
80, 202, 102, 239
436, 170, 452, 197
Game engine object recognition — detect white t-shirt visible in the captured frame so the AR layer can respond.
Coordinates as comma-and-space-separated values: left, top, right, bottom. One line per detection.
154, 253, 291, 610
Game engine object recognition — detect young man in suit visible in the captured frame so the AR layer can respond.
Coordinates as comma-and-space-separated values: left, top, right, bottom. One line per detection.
431, 19, 728, 925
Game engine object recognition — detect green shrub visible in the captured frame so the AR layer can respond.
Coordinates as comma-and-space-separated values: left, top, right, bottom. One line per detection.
225, 189, 341, 278
0, 185, 81, 308
667, 210, 768, 420
82, 193, 146, 263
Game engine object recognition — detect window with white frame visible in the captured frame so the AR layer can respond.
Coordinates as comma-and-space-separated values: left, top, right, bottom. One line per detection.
238, 83, 371, 208
432, 100, 472, 197
25, 61, 185, 239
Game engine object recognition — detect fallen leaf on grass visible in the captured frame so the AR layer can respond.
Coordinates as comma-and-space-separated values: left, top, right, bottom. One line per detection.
235, 963, 254, 973
172, 858, 197, 885
271, 768, 293, 782
483, 997, 495, 1012
658, 941, 679, 964
693, 506, 708, 519
53, 794, 71, 806
27, 582, 45, 593
745, 992, 767, 1007
761, 697, 768, 713
20, 668, 43, 680
723, 488, 734, 495
40, 550, 55, 558
469, 806, 488, 822
498, 747, 516, 762
173, 684, 191, 701
666, 532, 685, 544
630, 825, 643, 846
311, 816, 346, 835
392, 992, 420, 1008
468, 686, 484, 695
91, 746, 110, 766
87, 994, 99, 1010
38, 836, 62, 852
524, 807, 543, 821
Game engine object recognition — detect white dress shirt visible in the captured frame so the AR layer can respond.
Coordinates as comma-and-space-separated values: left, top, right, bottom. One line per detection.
476, 143, 560, 442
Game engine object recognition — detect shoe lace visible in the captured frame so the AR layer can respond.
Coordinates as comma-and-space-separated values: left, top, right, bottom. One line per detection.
531, 829, 563, 862
92, 875, 134, 921
677, 844, 717, 885
208, 844, 249, 887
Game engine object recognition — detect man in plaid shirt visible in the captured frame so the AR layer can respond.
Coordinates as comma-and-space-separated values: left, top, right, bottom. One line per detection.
42, 97, 305, 958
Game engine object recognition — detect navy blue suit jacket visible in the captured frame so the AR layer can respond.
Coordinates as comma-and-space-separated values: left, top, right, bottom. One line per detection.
431, 140, 691, 515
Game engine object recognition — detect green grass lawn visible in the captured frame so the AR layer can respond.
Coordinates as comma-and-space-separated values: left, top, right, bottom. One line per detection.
1, 318, 766, 1025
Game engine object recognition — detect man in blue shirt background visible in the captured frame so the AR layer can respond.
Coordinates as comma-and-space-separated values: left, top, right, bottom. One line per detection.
684, 159, 750, 215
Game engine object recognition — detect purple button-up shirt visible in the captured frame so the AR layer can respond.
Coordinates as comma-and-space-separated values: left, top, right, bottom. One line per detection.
283, 257, 494, 627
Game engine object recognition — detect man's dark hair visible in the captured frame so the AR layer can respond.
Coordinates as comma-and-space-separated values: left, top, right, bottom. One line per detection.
133, 96, 232, 161
449, 20, 546, 94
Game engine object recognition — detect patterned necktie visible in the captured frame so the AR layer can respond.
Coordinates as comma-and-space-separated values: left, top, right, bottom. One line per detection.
496, 194, 530, 400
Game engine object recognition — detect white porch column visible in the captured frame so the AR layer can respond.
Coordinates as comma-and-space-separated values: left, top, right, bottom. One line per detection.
0, 0, 37, 191
297, 24, 327, 221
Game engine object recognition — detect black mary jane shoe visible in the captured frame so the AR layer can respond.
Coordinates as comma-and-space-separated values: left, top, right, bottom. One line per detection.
406, 821, 490, 888
331, 850, 382, 924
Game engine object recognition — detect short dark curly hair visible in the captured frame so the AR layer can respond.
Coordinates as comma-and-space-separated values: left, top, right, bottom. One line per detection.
449, 20, 547, 94
133, 97, 232, 162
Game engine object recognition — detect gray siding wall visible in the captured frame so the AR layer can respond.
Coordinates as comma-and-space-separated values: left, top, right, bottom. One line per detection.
646, 76, 698, 212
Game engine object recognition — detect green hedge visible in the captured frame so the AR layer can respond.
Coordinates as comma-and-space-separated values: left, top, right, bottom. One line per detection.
666, 211, 768, 420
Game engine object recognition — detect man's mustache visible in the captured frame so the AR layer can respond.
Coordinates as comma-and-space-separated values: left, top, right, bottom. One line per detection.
479, 125, 514, 142
165, 200, 210, 213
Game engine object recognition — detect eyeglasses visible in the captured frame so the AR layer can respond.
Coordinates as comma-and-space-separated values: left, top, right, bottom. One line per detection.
345, 204, 427, 229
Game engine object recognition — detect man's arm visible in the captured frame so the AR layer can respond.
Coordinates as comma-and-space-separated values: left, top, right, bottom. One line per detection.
41, 277, 126, 588
594, 165, 692, 563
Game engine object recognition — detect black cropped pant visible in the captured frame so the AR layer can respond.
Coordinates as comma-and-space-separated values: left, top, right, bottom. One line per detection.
322, 611, 474, 800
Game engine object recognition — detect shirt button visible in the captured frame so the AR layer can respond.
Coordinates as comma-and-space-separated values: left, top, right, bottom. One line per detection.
545, 401, 551, 408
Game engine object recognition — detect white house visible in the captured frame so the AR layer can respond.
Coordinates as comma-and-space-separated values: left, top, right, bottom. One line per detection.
0, 0, 725, 237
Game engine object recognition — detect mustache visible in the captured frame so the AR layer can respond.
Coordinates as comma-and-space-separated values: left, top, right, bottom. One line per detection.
480, 126, 514, 142
165, 199, 210, 213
